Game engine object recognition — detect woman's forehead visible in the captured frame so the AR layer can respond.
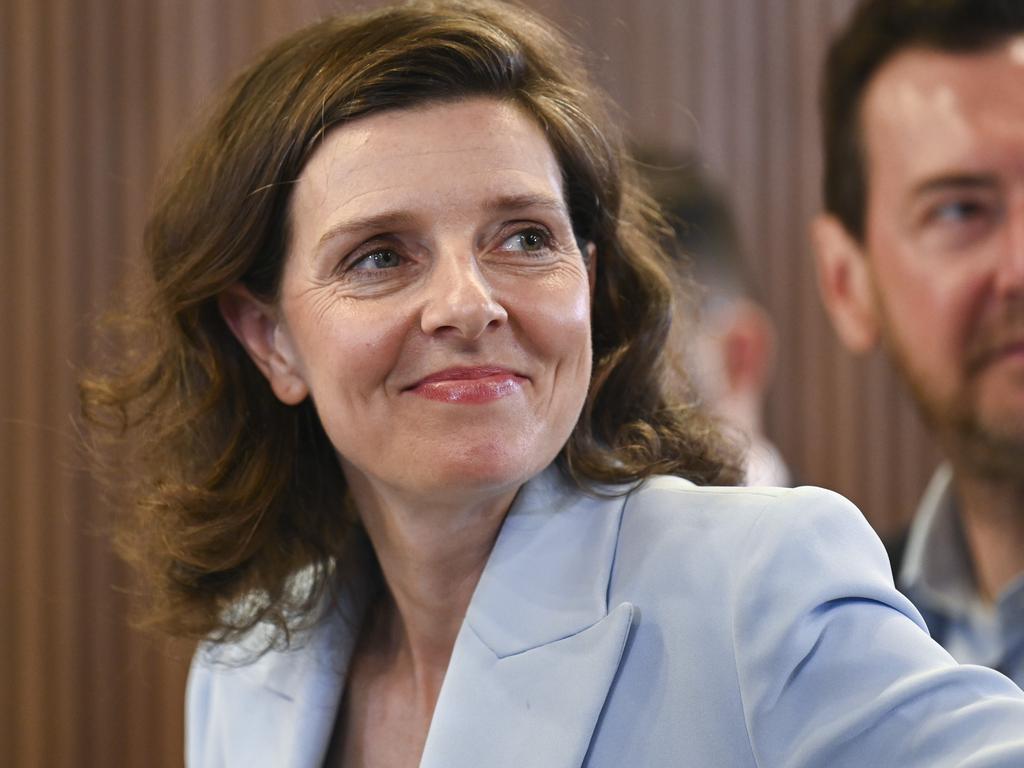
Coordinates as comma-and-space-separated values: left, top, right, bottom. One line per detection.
289, 97, 568, 245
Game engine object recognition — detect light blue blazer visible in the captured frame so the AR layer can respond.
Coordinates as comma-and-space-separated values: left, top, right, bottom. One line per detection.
187, 467, 1024, 766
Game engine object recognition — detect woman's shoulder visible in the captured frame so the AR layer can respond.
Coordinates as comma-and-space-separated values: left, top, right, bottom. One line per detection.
624, 476, 871, 540
614, 477, 898, 602
600, 477, 1024, 767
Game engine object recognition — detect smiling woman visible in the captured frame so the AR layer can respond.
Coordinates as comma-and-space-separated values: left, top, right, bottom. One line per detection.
79, 1, 1024, 766
80, 0, 733, 653
222, 99, 596, 504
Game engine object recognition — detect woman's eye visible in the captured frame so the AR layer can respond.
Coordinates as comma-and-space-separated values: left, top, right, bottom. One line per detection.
351, 248, 403, 271
499, 228, 550, 253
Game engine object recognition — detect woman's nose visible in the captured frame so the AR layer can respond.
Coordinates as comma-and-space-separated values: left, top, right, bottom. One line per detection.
419, 252, 509, 339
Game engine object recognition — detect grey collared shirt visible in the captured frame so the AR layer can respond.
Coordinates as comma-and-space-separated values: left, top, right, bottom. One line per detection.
899, 465, 1024, 686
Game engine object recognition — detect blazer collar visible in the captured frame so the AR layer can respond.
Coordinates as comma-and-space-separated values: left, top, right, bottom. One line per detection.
464, 464, 629, 656
420, 465, 636, 768
221, 465, 635, 767
200, 553, 375, 766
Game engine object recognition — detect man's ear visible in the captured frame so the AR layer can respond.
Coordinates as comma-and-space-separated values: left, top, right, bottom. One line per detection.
811, 213, 880, 353
218, 284, 309, 405
584, 242, 597, 300
720, 298, 776, 397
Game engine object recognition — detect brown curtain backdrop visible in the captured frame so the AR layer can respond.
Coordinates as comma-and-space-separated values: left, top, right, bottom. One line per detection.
1, 0, 939, 765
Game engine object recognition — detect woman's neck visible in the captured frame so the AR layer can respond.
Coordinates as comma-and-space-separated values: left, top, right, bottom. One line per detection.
345, 471, 519, 690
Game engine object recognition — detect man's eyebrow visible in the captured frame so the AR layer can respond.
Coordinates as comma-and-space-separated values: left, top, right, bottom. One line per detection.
910, 173, 1000, 198
315, 192, 570, 250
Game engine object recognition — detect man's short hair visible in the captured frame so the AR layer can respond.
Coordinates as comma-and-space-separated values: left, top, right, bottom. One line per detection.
821, 0, 1024, 241
634, 151, 751, 306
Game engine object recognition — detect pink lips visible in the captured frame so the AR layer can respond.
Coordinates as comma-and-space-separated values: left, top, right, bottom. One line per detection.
408, 366, 525, 403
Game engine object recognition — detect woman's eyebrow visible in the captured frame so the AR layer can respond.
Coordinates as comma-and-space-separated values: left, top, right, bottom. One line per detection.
483, 192, 570, 218
315, 193, 571, 251
316, 211, 421, 252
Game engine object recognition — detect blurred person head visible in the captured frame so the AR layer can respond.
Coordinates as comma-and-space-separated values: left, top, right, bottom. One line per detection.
79, 0, 739, 646
813, 0, 1024, 482
641, 153, 785, 485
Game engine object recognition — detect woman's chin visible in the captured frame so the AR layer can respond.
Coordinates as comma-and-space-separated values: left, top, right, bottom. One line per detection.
343, 441, 554, 509
409, 454, 538, 501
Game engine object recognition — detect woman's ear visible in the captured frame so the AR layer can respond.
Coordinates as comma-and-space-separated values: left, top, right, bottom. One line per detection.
218, 284, 309, 405
811, 214, 880, 353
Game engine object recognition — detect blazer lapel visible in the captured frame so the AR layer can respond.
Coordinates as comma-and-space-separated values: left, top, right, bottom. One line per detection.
419, 467, 636, 768
205, 559, 373, 767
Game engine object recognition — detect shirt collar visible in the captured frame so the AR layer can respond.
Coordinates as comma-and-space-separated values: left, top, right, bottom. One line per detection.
900, 464, 1024, 626
743, 435, 791, 487
899, 464, 984, 619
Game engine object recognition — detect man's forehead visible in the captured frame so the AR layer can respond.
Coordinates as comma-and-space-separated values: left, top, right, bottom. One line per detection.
863, 40, 1024, 126
861, 42, 1024, 185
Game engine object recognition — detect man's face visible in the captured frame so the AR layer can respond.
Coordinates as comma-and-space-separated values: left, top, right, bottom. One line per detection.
820, 42, 1024, 478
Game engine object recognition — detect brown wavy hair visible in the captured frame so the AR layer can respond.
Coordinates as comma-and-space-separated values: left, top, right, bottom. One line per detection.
80, 0, 740, 647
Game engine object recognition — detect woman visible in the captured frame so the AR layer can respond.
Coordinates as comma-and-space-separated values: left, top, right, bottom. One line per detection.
81, 1, 1024, 766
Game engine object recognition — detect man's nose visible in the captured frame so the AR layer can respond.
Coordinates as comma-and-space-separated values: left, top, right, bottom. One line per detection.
996, 197, 1024, 298
419, 250, 508, 339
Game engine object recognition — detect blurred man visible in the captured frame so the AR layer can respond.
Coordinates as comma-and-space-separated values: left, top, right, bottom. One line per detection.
643, 154, 790, 487
813, 0, 1024, 681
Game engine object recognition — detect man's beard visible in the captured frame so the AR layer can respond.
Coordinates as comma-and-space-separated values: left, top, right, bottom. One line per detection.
881, 302, 1024, 486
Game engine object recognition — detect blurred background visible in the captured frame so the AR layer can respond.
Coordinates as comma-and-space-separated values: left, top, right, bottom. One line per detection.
1, 0, 939, 765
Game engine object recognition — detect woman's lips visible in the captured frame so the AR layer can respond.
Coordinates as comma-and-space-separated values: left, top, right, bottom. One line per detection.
407, 367, 526, 403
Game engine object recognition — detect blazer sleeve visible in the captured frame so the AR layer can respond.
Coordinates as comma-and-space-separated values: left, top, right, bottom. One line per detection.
731, 486, 1024, 767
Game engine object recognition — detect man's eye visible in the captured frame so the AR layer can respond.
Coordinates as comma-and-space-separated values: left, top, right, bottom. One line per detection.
352, 249, 402, 270
500, 228, 550, 253
929, 200, 987, 224
917, 196, 1000, 251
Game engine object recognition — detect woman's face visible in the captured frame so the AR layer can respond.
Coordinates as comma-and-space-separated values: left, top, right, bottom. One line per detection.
266, 97, 593, 505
